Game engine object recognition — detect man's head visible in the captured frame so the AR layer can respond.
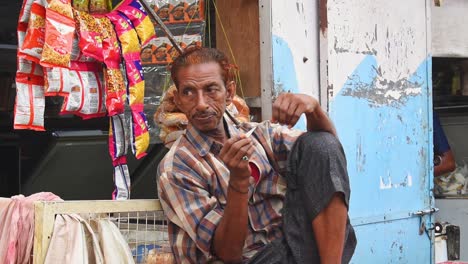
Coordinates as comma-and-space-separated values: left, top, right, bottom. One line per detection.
170, 47, 237, 132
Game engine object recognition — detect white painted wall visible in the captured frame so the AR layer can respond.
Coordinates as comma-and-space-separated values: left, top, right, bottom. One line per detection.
432, 0, 468, 57
326, 0, 428, 99
271, 0, 320, 98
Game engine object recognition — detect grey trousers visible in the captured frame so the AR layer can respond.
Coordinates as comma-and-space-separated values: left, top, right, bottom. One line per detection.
248, 131, 357, 264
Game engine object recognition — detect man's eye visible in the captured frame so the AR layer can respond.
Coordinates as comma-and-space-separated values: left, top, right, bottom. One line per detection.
206, 86, 218, 93
182, 89, 193, 96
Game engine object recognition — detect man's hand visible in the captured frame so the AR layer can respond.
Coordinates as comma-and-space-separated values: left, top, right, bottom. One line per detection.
219, 134, 254, 184
272, 93, 337, 136
272, 93, 319, 128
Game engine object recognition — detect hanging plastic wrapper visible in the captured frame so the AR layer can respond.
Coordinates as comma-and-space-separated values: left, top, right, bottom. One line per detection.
116, 0, 156, 46
14, 73, 46, 131
14, 0, 46, 131
40, 0, 75, 68
20, 0, 47, 63
109, 114, 131, 200
59, 63, 106, 119
99, 16, 127, 116
107, 12, 149, 159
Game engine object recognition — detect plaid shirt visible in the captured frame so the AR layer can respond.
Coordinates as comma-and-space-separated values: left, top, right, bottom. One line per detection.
157, 115, 304, 263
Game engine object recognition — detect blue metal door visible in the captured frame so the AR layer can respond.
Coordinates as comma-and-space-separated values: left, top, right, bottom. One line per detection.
322, 0, 435, 262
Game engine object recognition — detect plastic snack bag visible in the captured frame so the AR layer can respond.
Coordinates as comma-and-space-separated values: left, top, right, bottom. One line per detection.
56, 63, 106, 119
14, 73, 45, 131
108, 12, 149, 158
72, 0, 90, 11
99, 16, 126, 116
40, 8, 75, 68
109, 114, 131, 200
20, 0, 47, 63
116, 0, 156, 46
74, 10, 104, 62
89, 0, 112, 14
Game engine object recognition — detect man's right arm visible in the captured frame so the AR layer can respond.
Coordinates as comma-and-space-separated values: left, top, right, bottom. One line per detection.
212, 177, 250, 263
214, 134, 255, 263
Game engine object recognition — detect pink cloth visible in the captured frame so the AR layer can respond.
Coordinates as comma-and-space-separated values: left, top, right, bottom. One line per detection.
0, 192, 62, 264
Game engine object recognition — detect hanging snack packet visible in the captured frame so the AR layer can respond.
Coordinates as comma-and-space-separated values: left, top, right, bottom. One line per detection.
72, 0, 90, 11
109, 114, 131, 200
14, 73, 45, 131
129, 109, 150, 159
116, 0, 156, 46
151, 1, 171, 22
185, 0, 204, 22
169, 1, 185, 23
17, 0, 36, 48
74, 9, 104, 62
44, 67, 78, 96
18, 58, 44, 77
70, 35, 96, 62
124, 59, 149, 159
108, 12, 149, 158
48, 0, 73, 18
183, 33, 202, 50
40, 9, 75, 68
89, 0, 112, 14
60, 67, 106, 119
21, 1, 47, 63
152, 37, 171, 64
167, 35, 185, 62
107, 12, 140, 55
99, 16, 126, 116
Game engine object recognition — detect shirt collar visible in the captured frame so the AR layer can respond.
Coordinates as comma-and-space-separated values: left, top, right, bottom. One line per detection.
185, 113, 242, 157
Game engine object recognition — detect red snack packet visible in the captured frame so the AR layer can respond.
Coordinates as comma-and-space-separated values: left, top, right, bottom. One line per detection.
40, 9, 75, 68
98, 16, 127, 116
74, 9, 104, 62
14, 73, 45, 131
20, 1, 47, 63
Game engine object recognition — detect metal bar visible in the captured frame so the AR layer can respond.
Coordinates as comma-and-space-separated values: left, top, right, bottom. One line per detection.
258, 0, 273, 121
139, 0, 183, 54
434, 105, 468, 110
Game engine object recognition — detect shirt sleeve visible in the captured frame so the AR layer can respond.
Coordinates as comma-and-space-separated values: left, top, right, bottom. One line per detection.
157, 161, 223, 263
433, 113, 451, 155
259, 121, 304, 172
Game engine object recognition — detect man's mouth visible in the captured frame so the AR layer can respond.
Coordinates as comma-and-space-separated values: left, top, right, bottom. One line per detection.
193, 113, 216, 121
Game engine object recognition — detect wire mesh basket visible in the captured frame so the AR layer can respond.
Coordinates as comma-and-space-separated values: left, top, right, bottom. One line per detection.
32, 199, 172, 264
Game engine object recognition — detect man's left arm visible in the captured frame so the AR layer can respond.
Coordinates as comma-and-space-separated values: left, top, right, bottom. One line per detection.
272, 93, 337, 136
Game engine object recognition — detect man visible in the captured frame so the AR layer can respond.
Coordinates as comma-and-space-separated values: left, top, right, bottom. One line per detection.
433, 113, 455, 177
157, 47, 356, 263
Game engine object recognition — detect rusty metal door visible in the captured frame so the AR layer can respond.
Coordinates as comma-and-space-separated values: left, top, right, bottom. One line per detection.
321, 0, 435, 262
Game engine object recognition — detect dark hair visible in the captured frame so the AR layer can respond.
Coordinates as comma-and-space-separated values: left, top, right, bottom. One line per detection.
170, 47, 238, 88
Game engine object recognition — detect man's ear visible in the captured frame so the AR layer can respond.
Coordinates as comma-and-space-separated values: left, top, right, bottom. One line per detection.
225, 81, 236, 104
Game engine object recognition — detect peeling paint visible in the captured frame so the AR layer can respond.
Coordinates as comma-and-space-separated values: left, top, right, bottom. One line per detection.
340, 55, 425, 107
380, 175, 413, 190
334, 37, 378, 55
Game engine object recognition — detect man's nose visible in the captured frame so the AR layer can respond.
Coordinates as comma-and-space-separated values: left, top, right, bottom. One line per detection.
195, 92, 209, 111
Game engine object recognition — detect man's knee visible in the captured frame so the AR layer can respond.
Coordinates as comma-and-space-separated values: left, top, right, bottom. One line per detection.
295, 131, 343, 158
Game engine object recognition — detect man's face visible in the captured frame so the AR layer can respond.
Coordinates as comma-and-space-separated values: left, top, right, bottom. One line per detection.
174, 62, 234, 132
